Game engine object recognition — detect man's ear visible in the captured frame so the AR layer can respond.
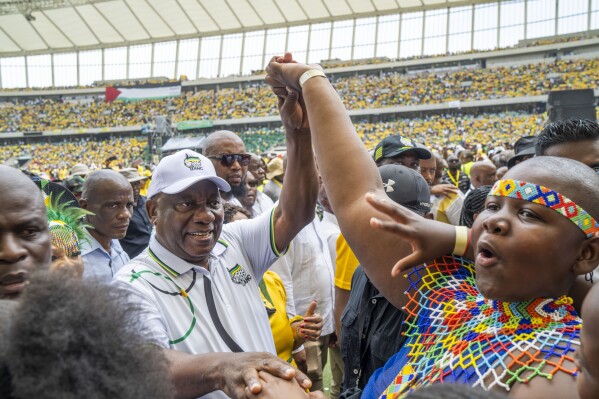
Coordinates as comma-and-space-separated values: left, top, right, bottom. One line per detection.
573, 235, 599, 276
146, 198, 158, 226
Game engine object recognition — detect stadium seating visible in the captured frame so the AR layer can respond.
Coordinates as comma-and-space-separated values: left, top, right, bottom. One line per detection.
0, 111, 555, 177
0, 58, 596, 133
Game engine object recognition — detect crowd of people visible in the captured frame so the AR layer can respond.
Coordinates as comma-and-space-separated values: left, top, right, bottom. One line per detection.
0, 136, 148, 179
0, 111, 562, 178
0, 57, 596, 133
1, 72, 599, 399
1, 48, 599, 399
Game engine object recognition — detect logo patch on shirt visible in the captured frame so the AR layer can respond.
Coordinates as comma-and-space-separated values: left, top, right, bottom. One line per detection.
184, 154, 203, 171
227, 264, 251, 286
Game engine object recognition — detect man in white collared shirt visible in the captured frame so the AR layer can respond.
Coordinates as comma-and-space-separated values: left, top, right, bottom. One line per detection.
80, 234, 129, 282
80, 170, 133, 283
270, 212, 335, 392
113, 104, 319, 398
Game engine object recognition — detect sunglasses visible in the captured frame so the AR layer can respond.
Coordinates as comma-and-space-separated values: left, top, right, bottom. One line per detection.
208, 153, 251, 167
246, 180, 260, 188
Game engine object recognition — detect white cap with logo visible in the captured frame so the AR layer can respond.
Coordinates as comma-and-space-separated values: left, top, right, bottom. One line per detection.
147, 150, 231, 199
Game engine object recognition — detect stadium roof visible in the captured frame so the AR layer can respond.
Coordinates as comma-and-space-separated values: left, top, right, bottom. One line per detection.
0, 0, 496, 57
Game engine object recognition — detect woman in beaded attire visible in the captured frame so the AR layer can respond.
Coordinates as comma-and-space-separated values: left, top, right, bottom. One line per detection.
261, 54, 599, 399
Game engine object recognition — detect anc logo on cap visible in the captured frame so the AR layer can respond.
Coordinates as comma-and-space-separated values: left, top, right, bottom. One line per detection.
184, 154, 203, 171
227, 264, 251, 286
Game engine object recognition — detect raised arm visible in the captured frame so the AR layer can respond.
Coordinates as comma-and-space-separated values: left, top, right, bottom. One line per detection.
265, 55, 457, 309
271, 86, 319, 253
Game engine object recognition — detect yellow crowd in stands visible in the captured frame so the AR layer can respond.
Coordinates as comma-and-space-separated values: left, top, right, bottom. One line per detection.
0, 111, 550, 177
0, 137, 147, 178
0, 58, 595, 133
355, 111, 546, 151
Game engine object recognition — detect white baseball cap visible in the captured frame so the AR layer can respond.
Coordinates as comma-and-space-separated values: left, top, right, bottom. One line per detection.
147, 150, 230, 199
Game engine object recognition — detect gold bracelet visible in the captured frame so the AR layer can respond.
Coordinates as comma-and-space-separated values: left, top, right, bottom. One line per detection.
299, 69, 326, 88
452, 226, 469, 256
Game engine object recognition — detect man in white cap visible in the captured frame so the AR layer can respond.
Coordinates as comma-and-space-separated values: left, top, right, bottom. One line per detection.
113, 90, 319, 398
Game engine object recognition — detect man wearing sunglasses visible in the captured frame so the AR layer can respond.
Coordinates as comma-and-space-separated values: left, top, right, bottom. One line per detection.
203, 131, 252, 208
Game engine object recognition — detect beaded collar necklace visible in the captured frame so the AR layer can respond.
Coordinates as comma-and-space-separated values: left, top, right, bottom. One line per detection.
379, 256, 580, 398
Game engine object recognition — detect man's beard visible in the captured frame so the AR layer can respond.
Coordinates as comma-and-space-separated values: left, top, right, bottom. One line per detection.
231, 180, 247, 198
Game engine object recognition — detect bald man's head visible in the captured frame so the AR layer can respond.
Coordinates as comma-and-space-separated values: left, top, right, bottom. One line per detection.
80, 170, 134, 246
81, 170, 131, 200
203, 131, 245, 157
203, 131, 248, 194
470, 161, 497, 189
0, 166, 51, 299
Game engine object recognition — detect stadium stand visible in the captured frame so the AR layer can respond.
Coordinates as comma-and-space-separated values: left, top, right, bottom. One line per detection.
0, 110, 558, 176
0, 57, 596, 133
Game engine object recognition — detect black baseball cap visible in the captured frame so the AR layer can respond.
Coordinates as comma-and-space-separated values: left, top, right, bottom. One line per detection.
507, 136, 536, 169
373, 135, 432, 163
378, 164, 432, 216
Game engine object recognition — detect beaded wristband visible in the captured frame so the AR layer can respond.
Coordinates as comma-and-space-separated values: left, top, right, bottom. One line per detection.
452, 226, 469, 256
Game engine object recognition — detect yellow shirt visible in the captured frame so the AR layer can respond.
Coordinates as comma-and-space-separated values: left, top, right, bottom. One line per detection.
334, 234, 360, 290
140, 169, 152, 197
58, 168, 68, 180
461, 161, 474, 178
259, 271, 301, 365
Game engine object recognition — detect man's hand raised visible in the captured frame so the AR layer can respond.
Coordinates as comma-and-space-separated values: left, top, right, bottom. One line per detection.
265, 52, 323, 93
272, 86, 309, 131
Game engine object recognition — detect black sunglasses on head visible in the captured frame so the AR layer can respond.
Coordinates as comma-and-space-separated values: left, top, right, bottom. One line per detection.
208, 153, 251, 167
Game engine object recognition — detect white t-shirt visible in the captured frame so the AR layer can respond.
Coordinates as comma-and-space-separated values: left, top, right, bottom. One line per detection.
270, 216, 335, 336
113, 209, 283, 399
317, 211, 340, 271
252, 190, 275, 217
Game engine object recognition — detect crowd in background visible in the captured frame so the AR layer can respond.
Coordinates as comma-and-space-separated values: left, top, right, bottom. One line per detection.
1, 31, 599, 399
0, 58, 596, 133
0, 110, 556, 178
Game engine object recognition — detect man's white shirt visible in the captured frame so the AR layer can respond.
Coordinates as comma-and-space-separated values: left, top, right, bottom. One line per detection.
252, 190, 275, 217
270, 215, 336, 336
317, 211, 340, 270
113, 209, 283, 399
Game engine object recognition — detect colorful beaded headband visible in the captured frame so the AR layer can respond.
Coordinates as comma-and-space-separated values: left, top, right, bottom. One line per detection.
489, 179, 599, 238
